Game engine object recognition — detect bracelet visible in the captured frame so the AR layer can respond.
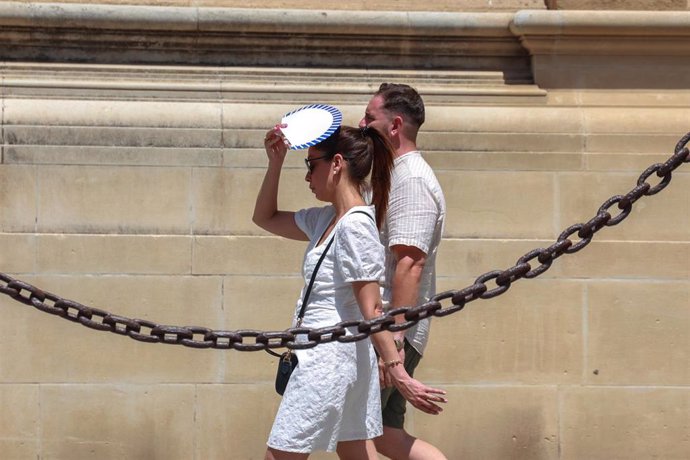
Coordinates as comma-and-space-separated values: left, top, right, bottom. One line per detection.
383, 359, 402, 368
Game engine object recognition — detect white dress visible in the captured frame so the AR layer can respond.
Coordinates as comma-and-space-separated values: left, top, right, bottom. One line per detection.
267, 205, 384, 453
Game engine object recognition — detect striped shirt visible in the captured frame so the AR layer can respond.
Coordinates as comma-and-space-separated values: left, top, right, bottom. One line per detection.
381, 151, 446, 356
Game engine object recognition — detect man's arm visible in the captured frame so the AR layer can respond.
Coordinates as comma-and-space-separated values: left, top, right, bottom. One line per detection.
391, 244, 427, 309
390, 244, 427, 353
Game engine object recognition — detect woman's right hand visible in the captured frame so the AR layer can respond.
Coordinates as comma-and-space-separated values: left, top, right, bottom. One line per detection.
264, 124, 288, 163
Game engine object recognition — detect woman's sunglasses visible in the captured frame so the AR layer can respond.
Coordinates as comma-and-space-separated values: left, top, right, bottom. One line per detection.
304, 155, 328, 173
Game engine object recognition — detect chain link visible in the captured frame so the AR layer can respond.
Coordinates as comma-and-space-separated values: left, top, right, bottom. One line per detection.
1, 133, 688, 351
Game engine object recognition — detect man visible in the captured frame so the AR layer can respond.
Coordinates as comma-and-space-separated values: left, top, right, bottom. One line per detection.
360, 83, 447, 460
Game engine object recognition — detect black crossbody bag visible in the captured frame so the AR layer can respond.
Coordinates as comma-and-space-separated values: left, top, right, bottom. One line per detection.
272, 210, 374, 396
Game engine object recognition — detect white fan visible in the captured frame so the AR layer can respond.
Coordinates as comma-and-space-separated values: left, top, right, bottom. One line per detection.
280, 104, 343, 150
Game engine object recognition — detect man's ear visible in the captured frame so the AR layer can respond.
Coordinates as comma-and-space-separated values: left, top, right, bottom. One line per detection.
390, 115, 404, 137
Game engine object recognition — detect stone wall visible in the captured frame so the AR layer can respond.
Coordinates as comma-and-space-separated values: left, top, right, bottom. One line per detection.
1, 3, 689, 460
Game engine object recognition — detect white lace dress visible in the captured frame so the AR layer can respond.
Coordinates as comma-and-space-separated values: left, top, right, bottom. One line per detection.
267, 205, 384, 453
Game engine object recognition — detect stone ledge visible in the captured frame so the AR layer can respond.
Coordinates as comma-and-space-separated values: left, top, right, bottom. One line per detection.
8, 0, 548, 13
0, 2, 530, 78
0, 2, 516, 36
510, 10, 690, 88
0, 63, 546, 103
512, 10, 690, 36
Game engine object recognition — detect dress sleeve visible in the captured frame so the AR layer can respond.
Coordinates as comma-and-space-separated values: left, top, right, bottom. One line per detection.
334, 212, 385, 283
294, 206, 330, 241
386, 176, 439, 254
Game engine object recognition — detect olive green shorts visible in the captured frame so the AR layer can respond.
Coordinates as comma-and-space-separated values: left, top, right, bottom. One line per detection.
380, 339, 422, 429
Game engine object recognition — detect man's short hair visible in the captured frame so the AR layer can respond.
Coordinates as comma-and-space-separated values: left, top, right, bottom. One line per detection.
374, 83, 425, 129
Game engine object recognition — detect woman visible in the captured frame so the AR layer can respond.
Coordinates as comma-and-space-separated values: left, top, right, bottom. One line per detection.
253, 123, 446, 460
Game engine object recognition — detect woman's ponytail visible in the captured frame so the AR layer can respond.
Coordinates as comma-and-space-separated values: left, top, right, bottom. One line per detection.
362, 127, 394, 228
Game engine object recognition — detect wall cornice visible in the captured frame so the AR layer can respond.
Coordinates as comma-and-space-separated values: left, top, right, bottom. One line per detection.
510, 10, 690, 88
0, 2, 529, 80
0, 2, 517, 36
2, 3, 690, 89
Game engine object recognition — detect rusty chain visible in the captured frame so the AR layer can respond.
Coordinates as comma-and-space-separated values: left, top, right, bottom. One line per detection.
1, 132, 689, 352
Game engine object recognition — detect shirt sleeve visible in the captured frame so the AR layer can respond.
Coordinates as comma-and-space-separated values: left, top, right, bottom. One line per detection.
294, 206, 330, 241
386, 176, 439, 254
334, 212, 385, 283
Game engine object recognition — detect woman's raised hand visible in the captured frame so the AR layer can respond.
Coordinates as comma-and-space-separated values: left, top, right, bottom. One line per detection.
264, 124, 288, 162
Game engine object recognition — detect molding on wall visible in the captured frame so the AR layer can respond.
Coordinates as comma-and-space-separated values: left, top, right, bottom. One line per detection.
2, 4, 690, 90
0, 63, 546, 105
0, 2, 530, 81
511, 10, 690, 88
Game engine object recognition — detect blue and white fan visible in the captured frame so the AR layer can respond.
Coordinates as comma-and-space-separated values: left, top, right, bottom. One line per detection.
280, 104, 342, 150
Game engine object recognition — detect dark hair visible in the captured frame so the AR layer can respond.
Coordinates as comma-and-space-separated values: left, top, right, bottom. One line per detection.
314, 125, 394, 228
374, 83, 425, 129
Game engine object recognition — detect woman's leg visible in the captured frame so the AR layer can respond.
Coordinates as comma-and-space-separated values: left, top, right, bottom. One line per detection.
265, 447, 309, 460
336, 439, 378, 460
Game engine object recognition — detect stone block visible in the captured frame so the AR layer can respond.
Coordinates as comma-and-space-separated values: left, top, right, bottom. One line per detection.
554, 241, 690, 280
558, 172, 689, 242
191, 167, 315, 235
0, 385, 39, 448
196, 384, 282, 459
587, 281, 689, 385
4, 145, 224, 167
410, 385, 559, 459
584, 152, 682, 172
532, 55, 690, 90
0, 165, 36, 232
547, 89, 690, 108
425, 106, 582, 134
4, 99, 221, 129
0, 440, 38, 460
30, 274, 224, 327
40, 384, 196, 460
220, 276, 304, 383
586, 133, 689, 154
556, 241, 689, 280
438, 237, 688, 286
440, 171, 556, 239
419, 131, 583, 153
0, 233, 35, 274
36, 234, 191, 274
0, 275, 224, 383
424, 150, 583, 172
560, 387, 690, 460
4, 99, 223, 149
37, 166, 192, 234
583, 107, 690, 135
6, 125, 221, 149
223, 275, 303, 331
420, 279, 584, 384
437, 238, 552, 279
192, 236, 306, 275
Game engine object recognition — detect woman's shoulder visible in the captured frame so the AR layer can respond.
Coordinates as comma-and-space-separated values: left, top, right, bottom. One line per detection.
297, 204, 336, 221
337, 206, 377, 236
295, 205, 336, 236
344, 205, 376, 223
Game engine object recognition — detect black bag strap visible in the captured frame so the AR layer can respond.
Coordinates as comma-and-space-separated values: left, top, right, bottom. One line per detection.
266, 209, 375, 358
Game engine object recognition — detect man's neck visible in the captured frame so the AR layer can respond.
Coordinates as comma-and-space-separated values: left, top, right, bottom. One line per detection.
394, 140, 419, 158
